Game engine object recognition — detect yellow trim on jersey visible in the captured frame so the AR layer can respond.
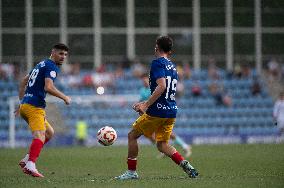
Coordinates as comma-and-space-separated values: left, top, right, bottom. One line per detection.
132, 113, 175, 142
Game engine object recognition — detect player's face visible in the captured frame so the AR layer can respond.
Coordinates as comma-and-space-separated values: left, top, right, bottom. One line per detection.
52, 49, 68, 66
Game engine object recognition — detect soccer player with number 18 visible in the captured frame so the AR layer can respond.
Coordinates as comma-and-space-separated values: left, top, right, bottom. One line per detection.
115, 36, 198, 180
15, 44, 71, 177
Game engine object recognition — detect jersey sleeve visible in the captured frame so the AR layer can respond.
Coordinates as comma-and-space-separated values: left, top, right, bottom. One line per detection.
151, 60, 165, 81
45, 64, 58, 81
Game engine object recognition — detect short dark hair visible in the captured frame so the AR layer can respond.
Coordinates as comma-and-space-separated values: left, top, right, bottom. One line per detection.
156, 36, 173, 53
52, 43, 69, 52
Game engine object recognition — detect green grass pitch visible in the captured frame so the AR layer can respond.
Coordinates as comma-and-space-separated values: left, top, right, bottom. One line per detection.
0, 144, 284, 188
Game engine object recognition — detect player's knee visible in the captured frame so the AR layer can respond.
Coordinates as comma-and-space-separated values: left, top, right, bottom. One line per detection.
45, 131, 54, 140
33, 130, 46, 142
46, 128, 54, 139
128, 129, 141, 140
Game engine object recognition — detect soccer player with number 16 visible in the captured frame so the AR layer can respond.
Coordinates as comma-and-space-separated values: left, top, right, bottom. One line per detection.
115, 36, 198, 180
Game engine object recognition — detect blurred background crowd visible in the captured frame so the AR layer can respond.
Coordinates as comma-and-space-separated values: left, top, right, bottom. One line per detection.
0, 0, 284, 147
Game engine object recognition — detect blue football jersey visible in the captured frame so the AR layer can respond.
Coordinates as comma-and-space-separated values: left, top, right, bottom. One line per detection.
21, 59, 60, 108
146, 57, 178, 118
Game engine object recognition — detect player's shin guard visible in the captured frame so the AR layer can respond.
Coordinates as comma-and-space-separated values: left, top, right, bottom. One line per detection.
171, 151, 184, 165
127, 158, 137, 171
28, 139, 44, 163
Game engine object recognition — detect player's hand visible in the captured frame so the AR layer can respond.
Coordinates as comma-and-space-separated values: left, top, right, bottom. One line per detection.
132, 102, 143, 112
14, 105, 20, 117
133, 102, 148, 116
132, 102, 144, 115
64, 96, 71, 105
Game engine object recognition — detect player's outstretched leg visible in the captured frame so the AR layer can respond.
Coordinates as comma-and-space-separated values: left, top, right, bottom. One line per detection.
157, 141, 198, 178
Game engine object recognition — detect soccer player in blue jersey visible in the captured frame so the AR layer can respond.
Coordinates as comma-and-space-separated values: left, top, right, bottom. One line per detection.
115, 36, 198, 180
15, 43, 71, 177
139, 74, 192, 158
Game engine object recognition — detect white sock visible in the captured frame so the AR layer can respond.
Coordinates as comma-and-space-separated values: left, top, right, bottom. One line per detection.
22, 154, 29, 163
25, 161, 36, 171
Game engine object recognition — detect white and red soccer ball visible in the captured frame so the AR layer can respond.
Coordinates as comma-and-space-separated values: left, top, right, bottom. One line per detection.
97, 126, 117, 146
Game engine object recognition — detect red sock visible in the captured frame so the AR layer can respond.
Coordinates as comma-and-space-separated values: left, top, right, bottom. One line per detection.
127, 158, 137, 171
44, 137, 50, 145
171, 151, 184, 165
28, 139, 44, 163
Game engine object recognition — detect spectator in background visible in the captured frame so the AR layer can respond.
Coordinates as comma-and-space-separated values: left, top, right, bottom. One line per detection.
207, 58, 220, 80
13, 63, 21, 81
0, 65, 6, 80
250, 77, 262, 96
273, 91, 284, 135
82, 73, 94, 88
59, 62, 82, 88
176, 64, 185, 98
114, 63, 125, 79
183, 63, 191, 79
81, 63, 115, 92
267, 58, 281, 82
208, 82, 232, 107
75, 117, 88, 146
233, 63, 242, 78
240, 63, 251, 78
282, 64, 284, 81
0, 63, 14, 80
139, 74, 151, 102
121, 57, 131, 69
131, 59, 147, 78
191, 81, 202, 97
233, 62, 251, 79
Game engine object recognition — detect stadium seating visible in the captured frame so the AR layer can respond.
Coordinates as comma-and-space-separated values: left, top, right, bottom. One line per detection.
0, 69, 277, 144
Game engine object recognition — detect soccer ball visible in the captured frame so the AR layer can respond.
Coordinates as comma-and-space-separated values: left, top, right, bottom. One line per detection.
97, 126, 117, 146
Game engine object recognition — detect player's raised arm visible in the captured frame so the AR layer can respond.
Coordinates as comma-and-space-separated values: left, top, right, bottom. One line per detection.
44, 78, 71, 105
